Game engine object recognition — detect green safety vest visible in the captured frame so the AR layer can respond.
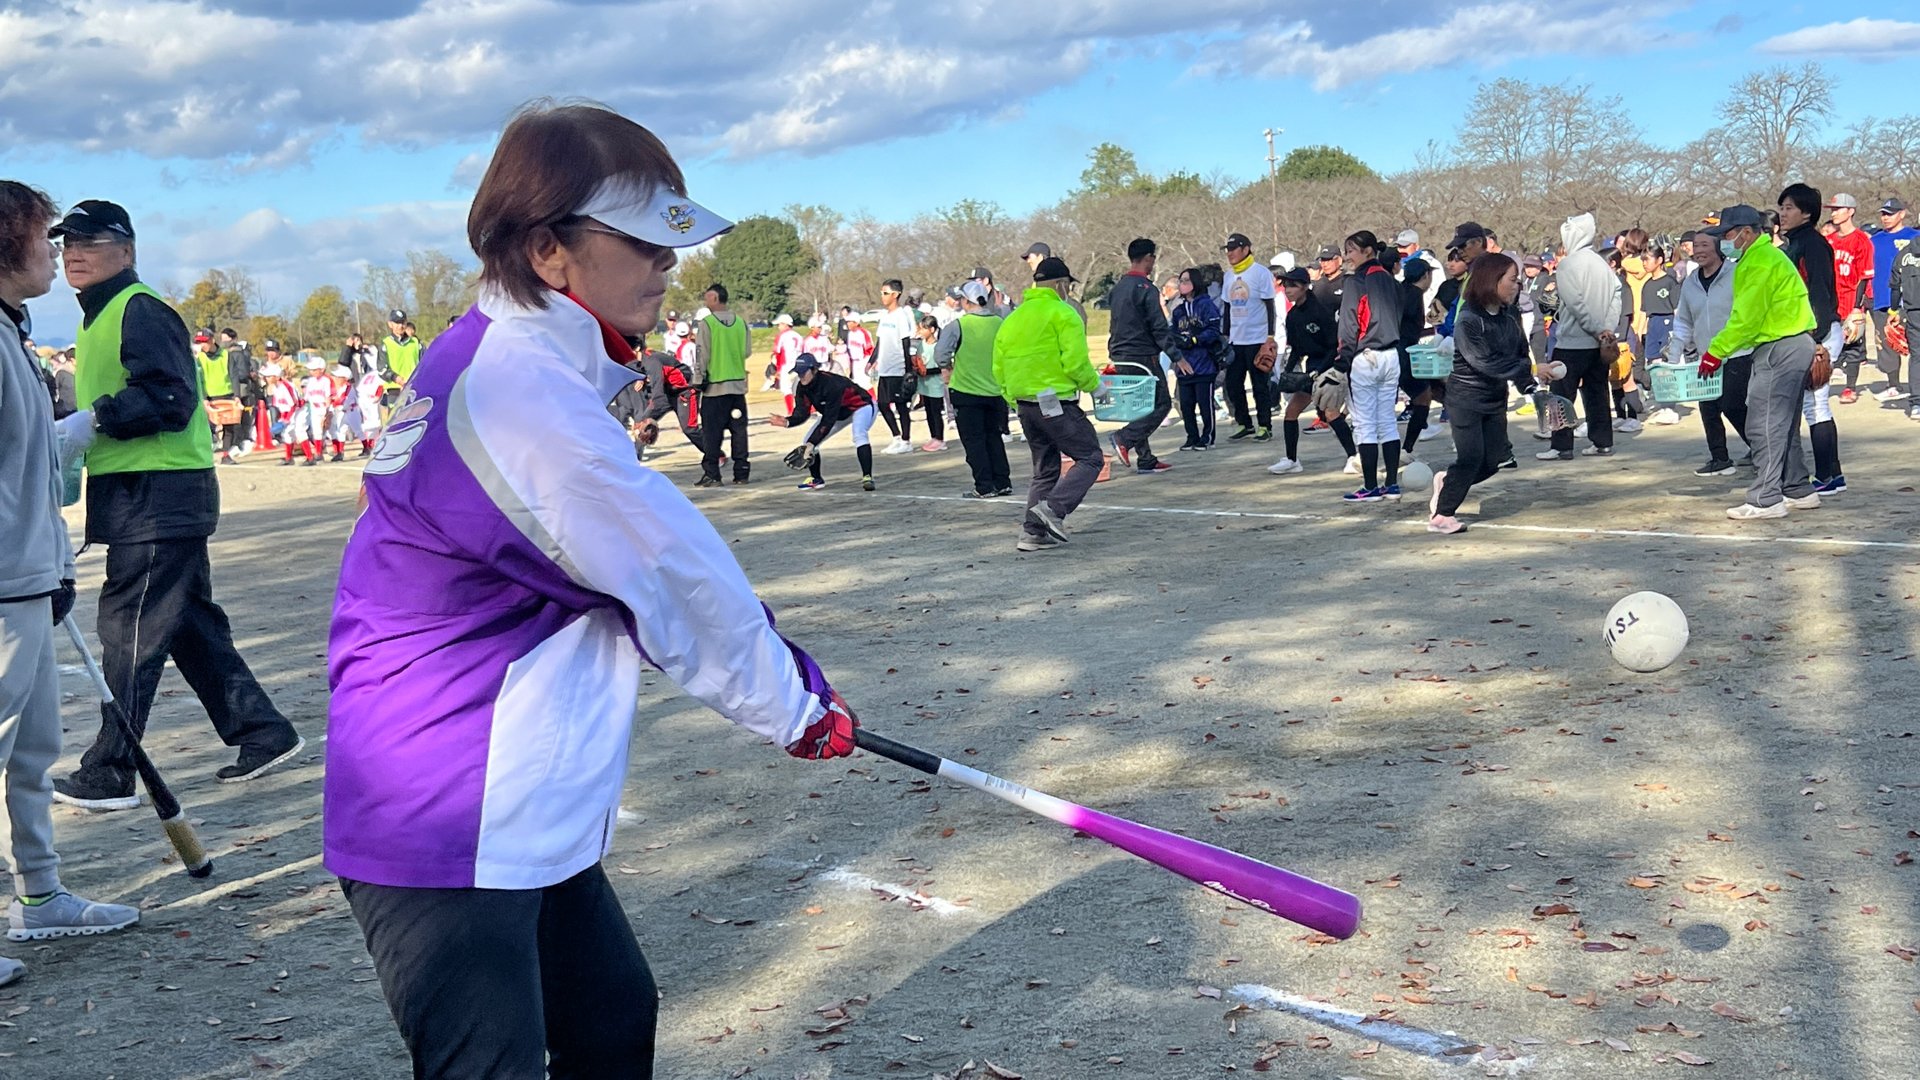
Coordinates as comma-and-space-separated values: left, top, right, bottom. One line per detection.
947, 313, 1003, 397
73, 282, 213, 475
701, 313, 748, 384
384, 335, 423, 383
199, 348, 232, 397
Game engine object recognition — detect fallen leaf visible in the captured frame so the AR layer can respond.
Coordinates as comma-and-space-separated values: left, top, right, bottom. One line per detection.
1709, 1002, 1753, 1023
1673, 1051, 1713, 1066
1604, 1038, 1633, 1052
983, 1062, 1023, 1079
1626, 877, 1662, 889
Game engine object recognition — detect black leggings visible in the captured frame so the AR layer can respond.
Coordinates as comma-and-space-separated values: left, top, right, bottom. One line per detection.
1435, 406, 1511, 517
920, 393, 946, 442
876, 376, 912, 441
343, 866, 657, 1080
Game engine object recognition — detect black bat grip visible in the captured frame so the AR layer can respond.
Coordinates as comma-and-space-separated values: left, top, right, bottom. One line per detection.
853, 728, 941, 775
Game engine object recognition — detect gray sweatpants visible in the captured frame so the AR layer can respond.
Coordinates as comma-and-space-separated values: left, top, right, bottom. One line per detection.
0, 599, 63, 897
1744, 334, 1816, 509
1016, 400, 1105, 538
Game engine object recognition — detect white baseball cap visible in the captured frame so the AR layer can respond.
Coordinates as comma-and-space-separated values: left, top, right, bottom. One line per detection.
330, 364, 352, 378
259, 363, 282, 377
673, 321, 690, 337
1395, 229, 1421, 248
575, 178, 734, 248
304, 357, 326, 370
774, 313, 794, 326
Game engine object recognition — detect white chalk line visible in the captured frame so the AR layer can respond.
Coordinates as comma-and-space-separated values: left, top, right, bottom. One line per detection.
154, 853, 325, 911
1228, 983, 1515, 1069
858, 491, 1920, 551
764, 858, 969, 916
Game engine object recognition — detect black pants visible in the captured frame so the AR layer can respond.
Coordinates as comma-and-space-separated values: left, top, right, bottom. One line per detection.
78, 538, 293, 784
1838, 332, 1867, 388
1435, 406, 1510, 516
1111, 362, 1172, 467
1549, 347, 1613, 452
699, 393, 749, 481
1178, 379, 1216, 447
950, 390, 1011, 494
1224, 344, 1271, 429
876, 376, 912, 442
920, 393, 946, 442
343, 866, 657, 1080
1699, 356, 1754, 462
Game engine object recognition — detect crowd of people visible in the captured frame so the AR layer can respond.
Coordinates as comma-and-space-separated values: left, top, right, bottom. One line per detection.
607, 189, 1916, 542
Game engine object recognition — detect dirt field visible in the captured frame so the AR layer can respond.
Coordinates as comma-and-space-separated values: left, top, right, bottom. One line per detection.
8, 386, 1919, 1080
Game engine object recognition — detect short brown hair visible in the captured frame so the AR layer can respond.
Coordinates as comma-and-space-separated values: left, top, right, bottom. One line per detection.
0, 181, 57, 276
468, 100, 686, 308
1462, 253, 1516, 312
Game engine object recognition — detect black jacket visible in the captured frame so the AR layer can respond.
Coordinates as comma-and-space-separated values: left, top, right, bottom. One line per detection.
1335, 261, 1404, 370
77, 268, 218, 545
1449, 303, 1532, 413
786, 371, 873, 445
1283, 291, 1337, 374
1105, 270, 1178, 370
1779, 223, 1839, 340
1399, 280, 1428, 346
224, 342, 256, 403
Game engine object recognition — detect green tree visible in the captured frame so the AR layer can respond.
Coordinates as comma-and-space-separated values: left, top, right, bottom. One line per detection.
176, 268, 256, 334
247, 314, 293, 353
361, 249, 476, 342
1076, 143, 1148, 197
709, 216, 817, 321
1273, 146, 1378, 183
661, 250, 720, 326
292, 285, 352, 350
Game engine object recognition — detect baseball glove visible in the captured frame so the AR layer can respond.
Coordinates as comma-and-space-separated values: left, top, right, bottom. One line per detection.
1310, 369, 1348, 418
782, 443, 817, 471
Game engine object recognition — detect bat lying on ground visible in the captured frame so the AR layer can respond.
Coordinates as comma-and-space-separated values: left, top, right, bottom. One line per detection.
62, 616, 214, 879
853, 728, 1361, 939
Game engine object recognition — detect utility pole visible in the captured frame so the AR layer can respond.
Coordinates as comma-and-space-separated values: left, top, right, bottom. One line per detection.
1263, 129, 1284, 253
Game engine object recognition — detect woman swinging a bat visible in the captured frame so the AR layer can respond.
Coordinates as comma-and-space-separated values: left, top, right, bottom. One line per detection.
324, 101, 859, 1080
769, 352, 878, 491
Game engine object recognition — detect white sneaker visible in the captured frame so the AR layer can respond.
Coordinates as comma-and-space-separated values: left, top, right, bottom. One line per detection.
1615, 417, 1644, 433
1727, 501, 1788, 520
6, 891, 140, 941
1573, 422, 1588, 439
883, 439, 915, 455
1344, 455, 1360, 475
1648, 408, 1681, 425
1873, 387, 1908, 402
1536, 448, 1572, 460
1267, 457, 1303, 475
1784, 492, 1821, 510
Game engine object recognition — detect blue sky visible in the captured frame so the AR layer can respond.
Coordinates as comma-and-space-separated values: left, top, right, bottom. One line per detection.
4, 2, 1914, 344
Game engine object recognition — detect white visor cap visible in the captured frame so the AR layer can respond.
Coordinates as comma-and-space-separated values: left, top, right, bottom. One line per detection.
575, 179, 734, 248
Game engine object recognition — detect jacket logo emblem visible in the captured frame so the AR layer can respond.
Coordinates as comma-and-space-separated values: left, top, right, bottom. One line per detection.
661, 205, 697, 234
364, 392, 433, 477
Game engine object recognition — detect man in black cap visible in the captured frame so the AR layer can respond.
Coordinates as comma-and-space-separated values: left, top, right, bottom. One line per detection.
1105, 238, 1179, 474
47, 200, 303, 809
1022, 242, 1052, 275
971, 267, 1010, 316
217, 327, 256, 457
1871, 198, 1916, 403
1219, 232, 1278, 441
378, 309, 422, 396
1311, 246, 1345, 310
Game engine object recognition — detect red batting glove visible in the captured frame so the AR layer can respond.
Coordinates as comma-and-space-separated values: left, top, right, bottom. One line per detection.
786, 692, 859, 759
1697, 353, 1723, 379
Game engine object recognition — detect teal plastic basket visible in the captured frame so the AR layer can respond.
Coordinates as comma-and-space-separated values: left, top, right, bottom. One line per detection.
1093, 374, 1159, 422
61, 455, 83, 507
1408, 344, 1448, 379
1648, 362, 1723, 403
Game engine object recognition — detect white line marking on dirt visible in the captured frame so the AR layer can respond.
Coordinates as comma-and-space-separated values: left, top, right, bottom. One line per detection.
154, 854, 324, 911
862, 491, 1920, 551
1228, 983, 1515, 1069
818, 866, 968, 915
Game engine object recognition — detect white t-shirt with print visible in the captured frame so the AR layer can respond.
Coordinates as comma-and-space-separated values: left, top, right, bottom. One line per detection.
1221, 262, 1277, 345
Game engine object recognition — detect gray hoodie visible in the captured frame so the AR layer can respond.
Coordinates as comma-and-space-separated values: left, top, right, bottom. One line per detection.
1553, 213, 1624, 350
0, 308, 75, 601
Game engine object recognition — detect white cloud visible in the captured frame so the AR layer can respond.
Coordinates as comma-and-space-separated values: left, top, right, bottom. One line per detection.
1220, 2, 1679, 91
1757, 19, 1920, 58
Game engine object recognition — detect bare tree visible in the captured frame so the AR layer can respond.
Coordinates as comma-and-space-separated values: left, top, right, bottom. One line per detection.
1716, 62, 1835, 197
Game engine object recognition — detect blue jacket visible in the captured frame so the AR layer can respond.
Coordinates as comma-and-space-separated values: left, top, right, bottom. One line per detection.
1169, 294, 1223, 383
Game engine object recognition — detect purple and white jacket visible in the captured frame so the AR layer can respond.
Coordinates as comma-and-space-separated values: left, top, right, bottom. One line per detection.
325, 290, 830, 890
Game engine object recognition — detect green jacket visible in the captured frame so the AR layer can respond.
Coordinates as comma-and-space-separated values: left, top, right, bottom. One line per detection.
1707, 238, 1817, 359
991, 288, 1098, 405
